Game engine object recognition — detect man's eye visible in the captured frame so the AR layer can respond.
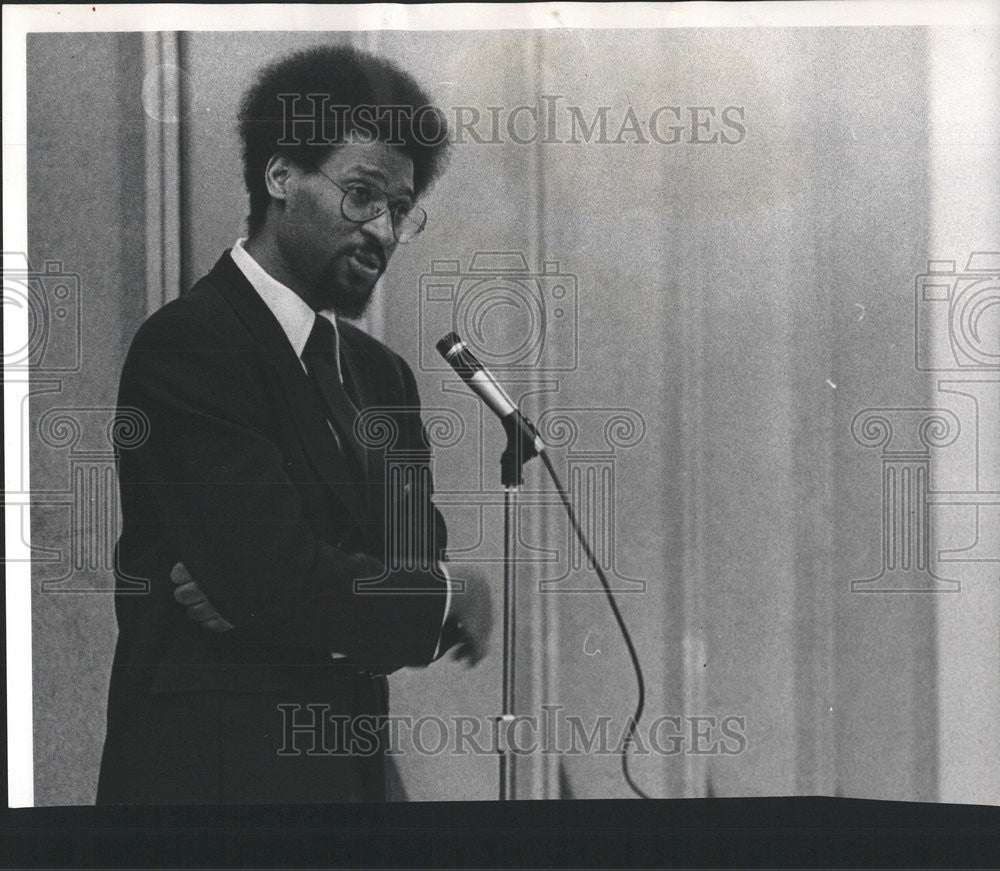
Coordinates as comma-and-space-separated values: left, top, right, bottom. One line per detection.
347, 186, 376, 205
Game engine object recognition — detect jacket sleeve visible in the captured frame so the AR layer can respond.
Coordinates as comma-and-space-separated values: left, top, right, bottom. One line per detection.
115, 311, 448, 667
395, 355, 457, 659
396, 354, 449, 566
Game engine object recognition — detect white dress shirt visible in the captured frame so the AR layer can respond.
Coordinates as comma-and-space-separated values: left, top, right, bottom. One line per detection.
230, 239, 451, 661
231, 237, 342, 378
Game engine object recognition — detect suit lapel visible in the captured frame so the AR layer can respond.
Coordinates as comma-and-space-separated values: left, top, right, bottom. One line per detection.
207, 252, 370, 533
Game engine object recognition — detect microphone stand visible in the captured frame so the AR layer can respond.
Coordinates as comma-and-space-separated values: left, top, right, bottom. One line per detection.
497, 416, 540, 801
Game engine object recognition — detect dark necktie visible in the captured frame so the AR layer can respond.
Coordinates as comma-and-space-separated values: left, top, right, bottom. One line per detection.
302, 315, 367, 474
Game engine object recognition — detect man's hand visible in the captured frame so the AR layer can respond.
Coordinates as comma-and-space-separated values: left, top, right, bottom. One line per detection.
443, 570, 493, 667
170, 562, 234, 633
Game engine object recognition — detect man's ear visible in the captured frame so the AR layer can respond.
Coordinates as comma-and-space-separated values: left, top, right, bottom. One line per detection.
263, 153, 294, 204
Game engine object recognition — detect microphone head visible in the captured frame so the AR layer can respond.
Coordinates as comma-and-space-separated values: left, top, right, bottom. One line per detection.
436, 332, 464, 361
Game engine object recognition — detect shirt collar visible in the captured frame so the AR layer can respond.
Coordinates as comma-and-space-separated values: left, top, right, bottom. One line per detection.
230, 237, 338, 360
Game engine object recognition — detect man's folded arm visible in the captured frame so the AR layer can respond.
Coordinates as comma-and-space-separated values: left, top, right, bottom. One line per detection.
117, 312, 448, 666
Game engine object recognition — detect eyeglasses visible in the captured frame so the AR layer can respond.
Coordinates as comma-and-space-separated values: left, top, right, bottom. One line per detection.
312, 165, 427, 244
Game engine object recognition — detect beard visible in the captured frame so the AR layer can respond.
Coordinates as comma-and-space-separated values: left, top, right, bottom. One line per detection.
307, 254, 380, 320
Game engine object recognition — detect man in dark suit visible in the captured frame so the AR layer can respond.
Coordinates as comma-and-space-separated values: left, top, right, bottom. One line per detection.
97, 45, 490, 805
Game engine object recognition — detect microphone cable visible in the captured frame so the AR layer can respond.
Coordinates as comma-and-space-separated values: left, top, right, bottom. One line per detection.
538, 448, 654, 800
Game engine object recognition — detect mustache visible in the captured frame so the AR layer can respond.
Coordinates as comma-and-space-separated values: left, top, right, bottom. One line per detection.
350, 243, 386, 272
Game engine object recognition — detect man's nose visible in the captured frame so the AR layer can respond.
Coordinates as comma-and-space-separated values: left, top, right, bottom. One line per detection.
361, 209, 396, 250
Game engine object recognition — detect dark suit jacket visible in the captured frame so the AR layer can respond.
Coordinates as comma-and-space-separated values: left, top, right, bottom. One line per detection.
97, 251, 451, 804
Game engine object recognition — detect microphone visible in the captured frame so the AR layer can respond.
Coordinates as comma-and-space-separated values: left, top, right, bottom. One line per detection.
436, 332, 545, 456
